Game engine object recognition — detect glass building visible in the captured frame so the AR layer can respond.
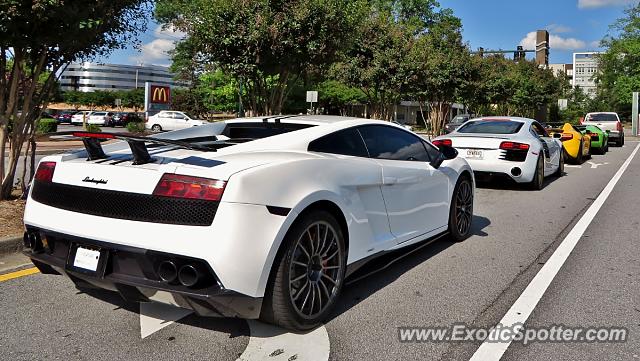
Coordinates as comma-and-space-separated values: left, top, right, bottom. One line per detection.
60, 63, 180, 92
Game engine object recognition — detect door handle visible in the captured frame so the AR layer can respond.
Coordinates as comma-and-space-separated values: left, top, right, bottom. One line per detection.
383, 176, 398, 185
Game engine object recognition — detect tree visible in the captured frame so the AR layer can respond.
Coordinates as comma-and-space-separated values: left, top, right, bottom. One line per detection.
118, 88, 145, 111
198, 70, 239, 113
597, 3, 640, 119
406, 9, 470, 133
335, 11, 413, 120
156, 0, 368, 116
0, 0, 150, 199
317, 80, 366, 115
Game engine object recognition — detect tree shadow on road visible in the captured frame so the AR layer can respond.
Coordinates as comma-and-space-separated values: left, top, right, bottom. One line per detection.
327, 214, 491, 323
475, 175, 561, 191
78, 286, 251, 338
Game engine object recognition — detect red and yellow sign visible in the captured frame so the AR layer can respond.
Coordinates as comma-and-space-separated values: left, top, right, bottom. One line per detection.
150, 85, 171, 104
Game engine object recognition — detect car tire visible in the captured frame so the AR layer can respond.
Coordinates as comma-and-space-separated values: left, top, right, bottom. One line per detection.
620, 134, 625, 147
554, 149, 564, 177
448, 175, 474, 242
151, 124, 162, 132
529, 155, 544, 190
575, 142, 584, 164
261, 210, 346, 331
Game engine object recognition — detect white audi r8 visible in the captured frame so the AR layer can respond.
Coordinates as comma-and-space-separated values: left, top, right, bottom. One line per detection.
433, 117, 563, 190
23, 115, 474, 330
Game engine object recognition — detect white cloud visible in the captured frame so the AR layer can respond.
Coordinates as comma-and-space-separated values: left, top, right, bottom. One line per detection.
589, 40, 603, 48
129, 25, 186, 66
154, 24, 186, 40
546, 24, 573, 33
578, 0, 637, 9
520, 31, 587, 50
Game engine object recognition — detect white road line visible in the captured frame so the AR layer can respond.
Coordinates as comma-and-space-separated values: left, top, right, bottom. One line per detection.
587, 161, 609, 169
470, 143, 640, 361
139, 302, 331, 360
238, 321, 330, 361
139, 302, 192, 338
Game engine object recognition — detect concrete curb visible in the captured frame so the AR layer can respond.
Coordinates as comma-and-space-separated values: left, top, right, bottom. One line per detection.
0, 235, 24, 257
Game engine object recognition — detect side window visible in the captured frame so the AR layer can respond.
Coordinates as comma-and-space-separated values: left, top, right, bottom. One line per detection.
532, 123, 548, 137
358, 125, 430, 162
423, 141, 439, 162
308, 128, 369, 157
174, 113, 186, 120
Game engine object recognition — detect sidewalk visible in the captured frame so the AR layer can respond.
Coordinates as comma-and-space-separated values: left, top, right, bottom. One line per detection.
34, 140, 85, 154
3, 140, 87, 156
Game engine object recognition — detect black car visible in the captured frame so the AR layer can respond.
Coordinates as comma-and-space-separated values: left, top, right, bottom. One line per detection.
112, 112, 142, 127
444, 114, 473, 133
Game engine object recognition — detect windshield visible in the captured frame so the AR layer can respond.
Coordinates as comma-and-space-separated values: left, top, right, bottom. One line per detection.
183, 112, 197, 120
586, 113, 618, 122
457, 120, 524, 134
451, 115, 469, 124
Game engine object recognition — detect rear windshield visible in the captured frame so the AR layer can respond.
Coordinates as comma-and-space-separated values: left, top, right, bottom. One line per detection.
457, 120, 524, 134
223, 122, 315, 140
586, 113, 618, 122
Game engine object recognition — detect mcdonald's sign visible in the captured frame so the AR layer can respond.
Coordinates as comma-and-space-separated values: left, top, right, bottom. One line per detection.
144, 82, 172, 111
150, 85, 171, 104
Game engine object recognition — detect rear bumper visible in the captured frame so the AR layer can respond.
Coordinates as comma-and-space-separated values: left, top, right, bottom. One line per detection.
608, 131, 622, 140
464, 157, 536, 183
23, 227, 263, 319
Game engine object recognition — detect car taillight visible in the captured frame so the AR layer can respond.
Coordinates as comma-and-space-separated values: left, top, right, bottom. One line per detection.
560, 133, 574, 141
617, 122, 623, 132
500, 141, 530, 151
432, 139, 452, 147
153, 173, 226, 201
35, 162, 56, 183
590, 134, 599, 141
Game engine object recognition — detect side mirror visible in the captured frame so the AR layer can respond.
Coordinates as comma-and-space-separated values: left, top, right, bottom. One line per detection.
552, 133, 562, 139
430, 145, 458, 169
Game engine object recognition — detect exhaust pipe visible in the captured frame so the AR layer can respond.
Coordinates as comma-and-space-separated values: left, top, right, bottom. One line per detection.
157, 261, 178, 283
511, 167, 522, 177
178, 265, 200, 287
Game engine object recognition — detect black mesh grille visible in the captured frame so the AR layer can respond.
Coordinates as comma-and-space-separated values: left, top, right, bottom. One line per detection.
31, 180, 218, 226
499, 149, 528, 162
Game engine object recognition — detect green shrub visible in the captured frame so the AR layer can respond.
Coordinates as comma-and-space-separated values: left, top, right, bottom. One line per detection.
85, 124, 102, 132
37, 118, 58, 134
126, 121, 146, 133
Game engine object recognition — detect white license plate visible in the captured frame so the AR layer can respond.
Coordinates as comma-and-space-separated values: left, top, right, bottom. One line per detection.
465, 149, 484, 160
73, 247, 101, 271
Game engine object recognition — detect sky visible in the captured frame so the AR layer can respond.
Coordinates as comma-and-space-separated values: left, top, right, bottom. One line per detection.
102, 0, 639, 67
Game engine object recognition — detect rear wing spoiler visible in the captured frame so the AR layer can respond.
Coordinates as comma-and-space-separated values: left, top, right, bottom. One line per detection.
52, 131, 213, 165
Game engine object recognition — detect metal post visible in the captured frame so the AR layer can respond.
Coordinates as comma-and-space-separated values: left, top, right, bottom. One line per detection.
632, 92, 638, 136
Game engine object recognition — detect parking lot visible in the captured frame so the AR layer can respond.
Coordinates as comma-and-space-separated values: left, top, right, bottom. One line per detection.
1, 141, 638, 360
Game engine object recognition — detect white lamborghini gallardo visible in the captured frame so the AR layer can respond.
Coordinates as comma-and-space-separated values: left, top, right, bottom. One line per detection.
23, 115, 474, 330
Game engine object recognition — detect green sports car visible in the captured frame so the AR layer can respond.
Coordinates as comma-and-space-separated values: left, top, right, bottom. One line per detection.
576, 124, 609, 154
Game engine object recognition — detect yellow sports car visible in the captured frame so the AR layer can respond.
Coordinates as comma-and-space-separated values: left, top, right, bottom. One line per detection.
546, 123, 591, 164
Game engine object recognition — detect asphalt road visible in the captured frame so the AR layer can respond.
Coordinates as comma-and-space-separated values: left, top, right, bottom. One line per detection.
0, 142, 639, 360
